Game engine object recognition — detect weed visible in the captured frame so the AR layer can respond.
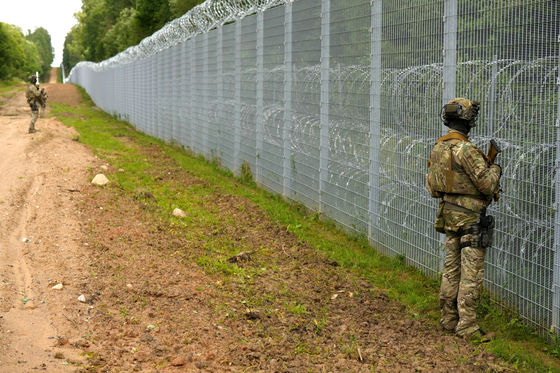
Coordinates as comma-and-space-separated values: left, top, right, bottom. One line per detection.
294, 341, 319, 355
287, 300, 307, 315
239, 161, 254, 186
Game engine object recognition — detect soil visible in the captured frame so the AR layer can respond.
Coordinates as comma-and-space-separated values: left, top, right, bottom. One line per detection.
0, 67, 518, 372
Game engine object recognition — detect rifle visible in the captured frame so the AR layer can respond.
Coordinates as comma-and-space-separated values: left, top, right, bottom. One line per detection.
487, 139, 501, 164
487, 139, 502, 201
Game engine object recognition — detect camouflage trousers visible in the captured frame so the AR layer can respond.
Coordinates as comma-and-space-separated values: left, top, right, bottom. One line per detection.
29, 109, 38, 132
440, 232, 486, 336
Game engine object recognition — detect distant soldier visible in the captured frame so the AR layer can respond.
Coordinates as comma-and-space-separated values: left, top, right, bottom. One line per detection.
426, 98, 501, 341
25, 75, 44, 133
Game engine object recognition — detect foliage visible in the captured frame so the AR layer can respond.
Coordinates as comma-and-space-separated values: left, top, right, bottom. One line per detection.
0, 22, 42, 81
380, 0, 560, 68
133, 0, 172, 43
62, 27, 84, 74
25, 27, 54, 83
65, 0, 205, 66
102, 8, 137, 57
169, 0, 205, 19
74, 0, 109, 62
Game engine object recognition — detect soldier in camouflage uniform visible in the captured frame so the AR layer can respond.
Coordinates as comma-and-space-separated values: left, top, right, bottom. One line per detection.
25, 75, 45, 133
426, 98, 501, 340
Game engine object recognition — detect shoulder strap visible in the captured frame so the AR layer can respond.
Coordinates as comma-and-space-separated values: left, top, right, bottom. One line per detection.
445, 146, 454, 193
427, 134, 470, 170
435, 133, 470, 144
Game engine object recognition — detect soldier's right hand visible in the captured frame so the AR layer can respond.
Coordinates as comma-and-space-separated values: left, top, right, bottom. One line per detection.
491, 164, 502, 178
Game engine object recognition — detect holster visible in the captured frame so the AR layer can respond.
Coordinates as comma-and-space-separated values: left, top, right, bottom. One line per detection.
29, 100, 38, 111
459, 214, 495, 249
477, 215, 495, 248
434, 200, 445, 233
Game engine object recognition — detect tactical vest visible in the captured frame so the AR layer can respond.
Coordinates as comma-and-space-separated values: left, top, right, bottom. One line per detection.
427, 133, 469, 195
426, 133, 491, 210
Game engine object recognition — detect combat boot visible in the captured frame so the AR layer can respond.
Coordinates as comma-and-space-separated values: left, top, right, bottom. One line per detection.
463, 328, 493, 343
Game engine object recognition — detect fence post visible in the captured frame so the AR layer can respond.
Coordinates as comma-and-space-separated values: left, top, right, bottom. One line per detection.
217, 27, 224, 163
234, 21, 243, 175
487, 54, 498, 137
191, 36, 197, 150
283, 2, 293, 199
172, 45, 179, 142
440, 0, 458, 271
552, 32, 560, 335
256, 11, 265, 186
60, 63, 66, 83
183, 41, 190, 148
368, 0, 382, 243
152, 55, 157, 137
203, 32, 209, 156
443, 0, 457, 105
319, 0, 331, 214
158, 51, 165, 138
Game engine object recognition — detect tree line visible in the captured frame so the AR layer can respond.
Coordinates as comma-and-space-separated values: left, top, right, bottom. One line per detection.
62, 0, 559, 78
63, 0, 204, 74
0, 24, 54, 82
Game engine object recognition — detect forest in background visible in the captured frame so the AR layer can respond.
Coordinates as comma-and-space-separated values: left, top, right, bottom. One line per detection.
0, 24, 53, 82
62, 0, 205, 74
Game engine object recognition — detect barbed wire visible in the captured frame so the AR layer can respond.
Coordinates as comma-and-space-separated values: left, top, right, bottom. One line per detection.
66, 0, 288, 80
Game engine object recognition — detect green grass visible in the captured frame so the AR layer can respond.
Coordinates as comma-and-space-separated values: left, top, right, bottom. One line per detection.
0, 79, 24, 92
47, 85, 560, 373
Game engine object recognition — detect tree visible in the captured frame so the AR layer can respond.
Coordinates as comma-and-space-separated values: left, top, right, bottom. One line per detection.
169, 0, 205, 19
65, 0, 211, 67
26, 27, 54, 82
132, 0, 172, 44
62, 27, 84, 74
103, 8, 137, 57
0, 22, 41, 81
74, 0, 109, 62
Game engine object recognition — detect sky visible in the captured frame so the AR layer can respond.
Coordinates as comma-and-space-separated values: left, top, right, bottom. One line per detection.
0, 0, 83, 67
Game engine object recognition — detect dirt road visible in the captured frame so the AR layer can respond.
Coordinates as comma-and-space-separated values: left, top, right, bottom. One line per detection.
0, 76, 97, 371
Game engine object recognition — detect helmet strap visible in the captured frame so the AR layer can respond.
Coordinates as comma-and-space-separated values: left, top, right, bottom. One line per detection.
448, 119, 471, 135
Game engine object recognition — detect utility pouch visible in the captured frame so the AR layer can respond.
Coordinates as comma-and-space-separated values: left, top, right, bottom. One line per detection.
477, 215, 495, 248
30, 100, 38, 111
434, 200, 445, 233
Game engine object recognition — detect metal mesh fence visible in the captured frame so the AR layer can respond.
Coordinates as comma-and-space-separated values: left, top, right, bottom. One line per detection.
67, 0, 560, 336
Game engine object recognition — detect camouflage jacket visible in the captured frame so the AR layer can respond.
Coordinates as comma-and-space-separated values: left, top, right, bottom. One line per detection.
426, 129, 501, 213
25, 84, 42, 102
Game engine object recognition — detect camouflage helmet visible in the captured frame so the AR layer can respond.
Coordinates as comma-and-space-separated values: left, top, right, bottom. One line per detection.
441, 98, 480, 127
28, 75, 37, 83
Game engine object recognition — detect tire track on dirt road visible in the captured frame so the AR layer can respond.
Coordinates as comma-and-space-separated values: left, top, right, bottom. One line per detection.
0, 115, 71, 372
0, 173, 61, 370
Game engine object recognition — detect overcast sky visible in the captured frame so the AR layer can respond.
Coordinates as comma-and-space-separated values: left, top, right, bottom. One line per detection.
0, 0, 83, 68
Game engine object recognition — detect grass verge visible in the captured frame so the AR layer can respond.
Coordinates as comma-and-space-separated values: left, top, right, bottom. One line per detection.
48, 86, 560, 373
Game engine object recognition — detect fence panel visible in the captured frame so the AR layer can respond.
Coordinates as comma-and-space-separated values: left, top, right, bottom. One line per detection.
67, 0, 560, 336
